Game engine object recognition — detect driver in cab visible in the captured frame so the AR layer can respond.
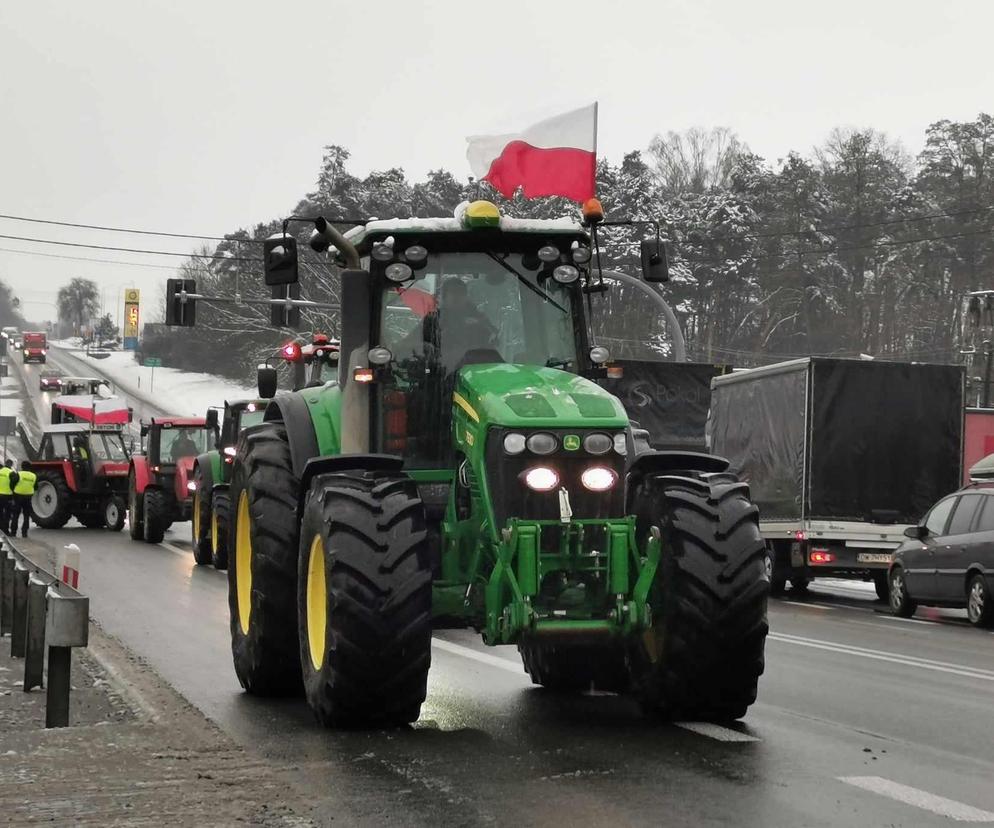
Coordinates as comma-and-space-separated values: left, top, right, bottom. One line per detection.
170, 431, 199, 462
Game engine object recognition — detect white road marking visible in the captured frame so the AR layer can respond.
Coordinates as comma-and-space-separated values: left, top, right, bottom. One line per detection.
780, 600, 836, 611
770, 632, 994, 682
674, 722, 760, 742
431, 638, 523, 675
839, 776, 994, 822
161, 542, 190, 558
880, 615, 936, 626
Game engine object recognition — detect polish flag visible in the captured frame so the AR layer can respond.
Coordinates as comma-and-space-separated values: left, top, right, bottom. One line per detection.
466, 104, 597, 203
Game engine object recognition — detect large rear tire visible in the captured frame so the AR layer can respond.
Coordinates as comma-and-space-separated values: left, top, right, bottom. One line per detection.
298, 470, 433, 727
191, 469, 213, 565
627, 471, 768, 721
143, 489, 169, 544
128, 474, 144, 540
30, 472, 72, 529
211, 489, 230, 570
228, 423, 301, 696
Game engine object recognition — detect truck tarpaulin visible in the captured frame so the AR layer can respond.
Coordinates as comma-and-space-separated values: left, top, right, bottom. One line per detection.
599, 362, 729, 451
710, 358, 964, 525
963, 408, 994, 486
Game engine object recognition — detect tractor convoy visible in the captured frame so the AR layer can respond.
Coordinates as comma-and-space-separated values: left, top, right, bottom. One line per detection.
161, 198, 770, 728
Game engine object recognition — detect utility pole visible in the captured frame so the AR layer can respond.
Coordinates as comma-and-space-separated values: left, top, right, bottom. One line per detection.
984, 340, 993, 408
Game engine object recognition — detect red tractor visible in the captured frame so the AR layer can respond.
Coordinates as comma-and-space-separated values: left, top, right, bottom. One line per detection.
18, 423, 129, 530
128, 417, 213, 543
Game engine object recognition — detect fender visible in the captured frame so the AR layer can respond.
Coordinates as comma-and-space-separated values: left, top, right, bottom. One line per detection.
627, 450, 730, 485
130, 455, 153, 494
25, 459, 78, 492
298, 453, 403, 510
264, 393, 325, 478
192, 452, 217, 494
175, 457, 196, 503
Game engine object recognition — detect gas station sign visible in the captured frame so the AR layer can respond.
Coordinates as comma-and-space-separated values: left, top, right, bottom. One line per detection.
124, 288, 140, 350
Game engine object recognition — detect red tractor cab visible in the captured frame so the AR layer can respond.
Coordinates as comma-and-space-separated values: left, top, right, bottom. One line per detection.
19, 422, 130, 530
280, 333, 340, 389
128, 417, 213, 543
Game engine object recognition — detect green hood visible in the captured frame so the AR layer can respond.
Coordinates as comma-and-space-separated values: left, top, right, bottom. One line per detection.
455, 364, 629, 429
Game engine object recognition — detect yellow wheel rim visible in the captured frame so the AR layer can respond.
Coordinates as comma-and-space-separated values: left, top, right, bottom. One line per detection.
192, 490, 201, 539
235, 491, 253, 634
306, 534, 327, 671
211, 508, 219, 554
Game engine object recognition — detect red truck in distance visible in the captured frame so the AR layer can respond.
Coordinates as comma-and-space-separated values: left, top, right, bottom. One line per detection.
21, 331, 47, 364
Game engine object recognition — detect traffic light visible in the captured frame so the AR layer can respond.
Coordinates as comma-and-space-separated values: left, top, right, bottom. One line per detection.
165, 279, 197, 327
270, 283, 301, 328
264, 236, 299, 286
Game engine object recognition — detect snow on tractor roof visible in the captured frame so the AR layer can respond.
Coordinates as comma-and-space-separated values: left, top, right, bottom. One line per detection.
149, 416, 207, 427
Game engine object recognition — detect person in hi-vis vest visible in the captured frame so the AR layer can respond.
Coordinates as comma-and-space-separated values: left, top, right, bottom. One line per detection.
12, 462, 36, 538
0, 460, 13, 535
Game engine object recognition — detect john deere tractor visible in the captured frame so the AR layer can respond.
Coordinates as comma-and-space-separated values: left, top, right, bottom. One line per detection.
191, 399, 270, 569
173, 200, 768, 727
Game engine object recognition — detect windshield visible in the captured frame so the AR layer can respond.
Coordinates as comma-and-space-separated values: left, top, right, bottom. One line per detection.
376, 250, 580, 467
158, 426, 208, 462
88, 433, 128, 462
239, 408, 266, 430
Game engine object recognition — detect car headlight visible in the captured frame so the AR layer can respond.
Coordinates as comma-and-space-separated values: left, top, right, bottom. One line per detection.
526, 432, 557, 455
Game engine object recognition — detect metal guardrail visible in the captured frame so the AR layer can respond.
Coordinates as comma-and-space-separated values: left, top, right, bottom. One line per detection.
0, 534, 89, 727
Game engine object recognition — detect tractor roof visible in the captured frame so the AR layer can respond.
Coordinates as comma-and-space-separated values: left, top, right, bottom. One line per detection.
149, 416, 207, 427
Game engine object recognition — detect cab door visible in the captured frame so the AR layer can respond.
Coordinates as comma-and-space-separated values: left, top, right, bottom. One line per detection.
906, 495, 957, 599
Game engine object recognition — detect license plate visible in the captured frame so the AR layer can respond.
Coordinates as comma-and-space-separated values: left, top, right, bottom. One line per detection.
857, 552, 892, 564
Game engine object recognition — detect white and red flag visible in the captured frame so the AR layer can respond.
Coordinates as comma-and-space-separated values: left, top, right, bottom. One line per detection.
466, 103, 597, 202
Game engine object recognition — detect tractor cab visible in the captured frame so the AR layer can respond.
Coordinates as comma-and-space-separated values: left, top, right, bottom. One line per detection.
60, 376, 113, 396
19, 422, 129, 530
278, 334, 340, 390
128, 416, 213, 543
216, 400, 268, 459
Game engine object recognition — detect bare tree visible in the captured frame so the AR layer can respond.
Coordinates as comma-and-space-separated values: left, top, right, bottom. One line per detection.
648, 127, 748, 196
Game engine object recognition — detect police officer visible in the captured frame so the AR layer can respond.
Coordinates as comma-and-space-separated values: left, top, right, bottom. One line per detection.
0, 460, 13, 536
12, 462, 36, 538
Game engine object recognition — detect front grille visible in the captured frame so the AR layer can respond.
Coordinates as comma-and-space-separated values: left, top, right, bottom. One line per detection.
484, 428, 626, 526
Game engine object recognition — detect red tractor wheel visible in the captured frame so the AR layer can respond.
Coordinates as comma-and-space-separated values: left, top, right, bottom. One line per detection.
31, 472, 72, 529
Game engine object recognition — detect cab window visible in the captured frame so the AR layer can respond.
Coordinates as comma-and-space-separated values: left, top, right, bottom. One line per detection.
947, 494, 982, 535
924, 496, 956, 536
973, 496, 994, 532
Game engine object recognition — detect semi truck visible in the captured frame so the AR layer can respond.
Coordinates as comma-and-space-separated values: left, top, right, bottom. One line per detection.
22, 331, 47, 363
708, 358, 964, 598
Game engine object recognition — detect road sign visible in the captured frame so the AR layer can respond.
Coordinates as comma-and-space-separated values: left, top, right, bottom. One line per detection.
0, 416, 16, 437
143, 357, 162, 367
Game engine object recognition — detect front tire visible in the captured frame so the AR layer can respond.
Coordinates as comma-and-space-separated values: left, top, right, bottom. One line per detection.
211, 489, 230, 570
627, 471, 768, 721
191, 471, 213, 565
966, 574, 994, 628
297, 470, 433, 727
31, 472, 72, 529
143, 489, 169, 544
888, 566, 917, 617
128, 474, 144, 540
228, 423, 301, 696
104, 495, 126, 532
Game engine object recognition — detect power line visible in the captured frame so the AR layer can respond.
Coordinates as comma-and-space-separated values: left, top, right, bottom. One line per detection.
0, 246, 183, 270
0, 212, 260, 244
0, 232, 263, 263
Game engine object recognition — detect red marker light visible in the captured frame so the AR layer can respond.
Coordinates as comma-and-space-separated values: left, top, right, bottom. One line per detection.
809, 548, 835, 564
794, 530, 806, 542
282, 342, 302, 361
353, 367, 375, 383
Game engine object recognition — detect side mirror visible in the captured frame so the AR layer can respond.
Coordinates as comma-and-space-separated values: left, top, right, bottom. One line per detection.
257, 366, 278, 399
140, 424, 149, 438
640, 240, 669, 283
264, 236, 299, 286
904, 525, 928, 540
205, 408, 219, 431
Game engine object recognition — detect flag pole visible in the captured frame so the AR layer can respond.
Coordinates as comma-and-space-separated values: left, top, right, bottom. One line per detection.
592, 101, 599, 195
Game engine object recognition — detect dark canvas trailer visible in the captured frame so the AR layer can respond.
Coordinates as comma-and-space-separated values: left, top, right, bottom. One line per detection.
709, 358, 964, 596
599, 361, 730, 452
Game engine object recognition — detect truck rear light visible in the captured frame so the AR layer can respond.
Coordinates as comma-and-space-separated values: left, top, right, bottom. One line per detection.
810, 548, 835, 564
794, 530, 806, 541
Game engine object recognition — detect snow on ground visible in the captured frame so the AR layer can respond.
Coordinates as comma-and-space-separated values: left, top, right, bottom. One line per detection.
52, 343, 256, 417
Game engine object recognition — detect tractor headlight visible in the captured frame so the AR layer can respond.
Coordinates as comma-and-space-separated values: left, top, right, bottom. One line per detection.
503, 432, 526, 455
187, 481, 197, 492
589, 346, 610, 364
537, 245, 560, 263
367, 346, 393, 365
583, 433, 612, 455
372, 243, 394, 262
571, 244, 592, 264
385, 262, 413, 283
553, 265, 579, 284
522, 466, 559, 492
223, 446, 237, 457
404, 245, 428, 268
581, 466, 617, 492
526, 432, 557, 455
613, 433, 628, 456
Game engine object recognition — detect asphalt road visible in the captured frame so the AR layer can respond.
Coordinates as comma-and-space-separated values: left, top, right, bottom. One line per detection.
14, 349, 994, 826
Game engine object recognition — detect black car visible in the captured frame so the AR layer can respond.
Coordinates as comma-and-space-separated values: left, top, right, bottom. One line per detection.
889, 485, 994, 627
39, 371, 62, 392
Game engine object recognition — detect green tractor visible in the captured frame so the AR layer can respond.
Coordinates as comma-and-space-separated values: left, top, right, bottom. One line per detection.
191, 399, 270, 568
213, 200, 767, 727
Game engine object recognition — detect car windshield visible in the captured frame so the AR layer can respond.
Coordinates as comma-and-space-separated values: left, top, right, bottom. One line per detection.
88, 433, 128, 461
159, 426, 208, 462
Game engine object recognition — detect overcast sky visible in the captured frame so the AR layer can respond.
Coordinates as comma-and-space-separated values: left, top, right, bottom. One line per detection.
0, 0, 989, 323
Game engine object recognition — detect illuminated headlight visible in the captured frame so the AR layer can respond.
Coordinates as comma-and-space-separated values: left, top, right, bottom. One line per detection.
583, 433, 612, 455
537, 245, 560, 263
187, 481, 197, 492
385, 262, 413, 283
553, 265, 579, 284
368, 346, 393, 365
246, 403, 257, 412
581, 466, 618, 492
571, 244, 592, 264
613, 433, 628, 456
503, 432, 526, 455
522, 466, 559, 492
223, 446, 237, 457
526, 432, 557, 455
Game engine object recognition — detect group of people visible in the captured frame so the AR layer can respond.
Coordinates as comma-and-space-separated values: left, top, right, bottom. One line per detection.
0, 460, 36, 538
